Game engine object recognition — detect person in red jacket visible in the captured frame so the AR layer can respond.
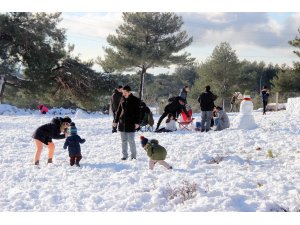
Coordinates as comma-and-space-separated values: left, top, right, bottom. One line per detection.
32, 116, 71, 165
37, 104, 49, 114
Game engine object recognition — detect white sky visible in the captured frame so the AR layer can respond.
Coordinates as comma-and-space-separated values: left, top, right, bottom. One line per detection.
59, 12, 300, 74
2, 1, 300, 74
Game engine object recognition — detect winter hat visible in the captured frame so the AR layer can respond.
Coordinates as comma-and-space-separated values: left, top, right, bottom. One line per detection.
140, 136, 148, 147
69, 122, 77, 135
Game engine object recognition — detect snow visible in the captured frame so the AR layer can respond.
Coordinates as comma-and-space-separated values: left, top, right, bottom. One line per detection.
286, 97, 300, 115
0, 103, 300, 224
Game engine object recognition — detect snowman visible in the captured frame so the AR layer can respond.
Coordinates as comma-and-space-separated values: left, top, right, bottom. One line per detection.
234, 94, 257, 129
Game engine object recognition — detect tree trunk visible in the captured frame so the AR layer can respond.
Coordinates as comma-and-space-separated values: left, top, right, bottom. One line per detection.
0, 76, 6, 104
138, 66, 146, 100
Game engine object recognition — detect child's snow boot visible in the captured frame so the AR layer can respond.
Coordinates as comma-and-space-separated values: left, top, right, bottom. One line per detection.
34, 160, 39, 165
47, 158, 53, 164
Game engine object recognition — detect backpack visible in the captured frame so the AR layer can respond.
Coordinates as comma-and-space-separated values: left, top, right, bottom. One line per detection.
168, 96, 176, 102
147, 139, 167, 160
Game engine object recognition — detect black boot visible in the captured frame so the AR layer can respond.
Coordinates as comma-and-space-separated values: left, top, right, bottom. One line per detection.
47, 158, 53, 164
34, 160, 39, 165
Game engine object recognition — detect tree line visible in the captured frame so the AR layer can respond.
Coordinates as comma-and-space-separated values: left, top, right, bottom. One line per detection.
1, 12, 300, 112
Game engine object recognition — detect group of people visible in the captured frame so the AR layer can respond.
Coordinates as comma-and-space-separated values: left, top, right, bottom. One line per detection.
32, 84, 270, 170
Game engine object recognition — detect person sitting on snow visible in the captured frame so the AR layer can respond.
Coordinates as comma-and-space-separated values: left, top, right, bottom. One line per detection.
214, 106, 230, 131
140, 136, 172, 170
155, 113, 177, 133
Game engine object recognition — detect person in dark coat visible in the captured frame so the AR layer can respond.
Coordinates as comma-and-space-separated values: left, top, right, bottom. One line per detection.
139, 101, 151, 124
63, 122, 86, 167
32, 116, 71, 165
261, 85, 270, 115
111, 85, 123, 133
156, 96, 189, 131
113, 85, 141, 160
198, 85, 217, 132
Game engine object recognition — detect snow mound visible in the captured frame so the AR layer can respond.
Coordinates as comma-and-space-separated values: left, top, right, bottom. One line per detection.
74, 108, 91, 119
0, 104, 33, 115
74, 108, 103, 119
286, 97, 300, 115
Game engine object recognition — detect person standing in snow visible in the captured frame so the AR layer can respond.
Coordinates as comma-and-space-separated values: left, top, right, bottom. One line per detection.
32, 116, 71, 165
111, 85, 123, 133
230, 92, 241, 112
179, 85, 189, 103
213, 106, 230, 131
261, 85, 270, 115
198, 85, 217, 132
140, 136, 172, 170
113, 85, 141, 160
63, 122, 85, 167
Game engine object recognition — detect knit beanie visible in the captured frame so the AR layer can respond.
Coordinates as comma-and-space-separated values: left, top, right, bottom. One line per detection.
140, 136, 148, 147
69, 122, 77, 135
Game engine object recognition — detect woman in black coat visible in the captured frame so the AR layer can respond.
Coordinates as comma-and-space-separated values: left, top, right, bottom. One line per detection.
32, 116, 71, 165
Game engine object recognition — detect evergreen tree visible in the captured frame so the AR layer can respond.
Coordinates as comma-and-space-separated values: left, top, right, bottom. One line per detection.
0, 12, 66, 103
192, 42, 240, 109
97, 12, 194, 99
289, 28, 300, 60
270, 29, 300, 94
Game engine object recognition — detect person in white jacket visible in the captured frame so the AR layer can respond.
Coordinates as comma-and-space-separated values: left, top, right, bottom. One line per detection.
155, 113, 177, 132
214, 106, 230, 131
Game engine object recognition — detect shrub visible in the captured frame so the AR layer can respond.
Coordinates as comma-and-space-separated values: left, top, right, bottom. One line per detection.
166, 180, 197, 204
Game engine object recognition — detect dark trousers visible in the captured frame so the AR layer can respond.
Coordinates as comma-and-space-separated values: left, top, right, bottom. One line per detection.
112, 111, 117, 133
70, 155, 82, 166
263, 100, 268, 114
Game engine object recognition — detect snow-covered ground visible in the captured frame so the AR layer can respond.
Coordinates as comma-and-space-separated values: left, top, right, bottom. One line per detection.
0, 104, 300, 223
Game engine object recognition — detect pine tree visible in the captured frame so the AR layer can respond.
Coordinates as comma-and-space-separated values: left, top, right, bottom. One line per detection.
98, 12, 194, 99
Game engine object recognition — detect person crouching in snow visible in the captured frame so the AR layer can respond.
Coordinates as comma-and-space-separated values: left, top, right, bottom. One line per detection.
32, 116, 71, 165
140, 136, 172, 170
37, 104, 49, 114
63, 122, 86, 167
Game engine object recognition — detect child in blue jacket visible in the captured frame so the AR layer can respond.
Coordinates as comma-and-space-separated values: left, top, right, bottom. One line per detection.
63, 122, 85, 167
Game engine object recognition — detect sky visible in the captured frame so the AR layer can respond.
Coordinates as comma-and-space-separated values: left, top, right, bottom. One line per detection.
2, 0, 300, 75
59, 12, 300, 74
